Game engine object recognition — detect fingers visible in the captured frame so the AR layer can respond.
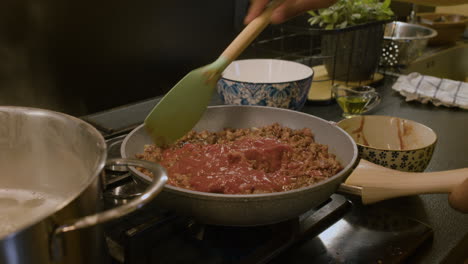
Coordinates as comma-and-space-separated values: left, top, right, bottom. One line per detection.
244, 0, 271, 25
449, 177, 468, 213
244, 0, 337, 25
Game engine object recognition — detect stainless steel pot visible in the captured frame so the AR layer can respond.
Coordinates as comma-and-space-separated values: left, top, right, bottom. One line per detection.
121, 105, 358, 226
0, 107, 167, 264
381, 21, 437, 66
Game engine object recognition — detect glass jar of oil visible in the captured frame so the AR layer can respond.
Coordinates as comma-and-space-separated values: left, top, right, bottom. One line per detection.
332, 85, 381, 118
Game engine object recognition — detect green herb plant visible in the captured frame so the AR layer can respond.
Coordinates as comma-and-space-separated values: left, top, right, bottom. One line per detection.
308, 0, 394, 30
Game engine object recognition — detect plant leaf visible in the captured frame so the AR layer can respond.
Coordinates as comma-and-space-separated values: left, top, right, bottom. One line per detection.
308, 0, 394, 30
383, 0, 391, 8
338, 20, 348, 28
308, 10, 318, 17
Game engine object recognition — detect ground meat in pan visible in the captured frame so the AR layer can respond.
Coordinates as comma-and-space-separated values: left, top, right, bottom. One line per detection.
136, 123, 343, 194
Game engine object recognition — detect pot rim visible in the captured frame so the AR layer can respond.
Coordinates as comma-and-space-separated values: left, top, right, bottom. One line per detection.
384, 21, 438, 41
220, 59, 314, 84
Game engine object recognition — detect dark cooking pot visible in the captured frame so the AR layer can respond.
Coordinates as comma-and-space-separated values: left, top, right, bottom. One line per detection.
121, 105, 358, 226
0, 107, 167, 264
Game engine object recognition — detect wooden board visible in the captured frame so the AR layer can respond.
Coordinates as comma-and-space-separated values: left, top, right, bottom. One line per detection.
307, 65, 384, 102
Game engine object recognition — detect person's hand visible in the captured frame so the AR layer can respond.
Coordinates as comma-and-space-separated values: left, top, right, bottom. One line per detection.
244, 0, 337, 25
449, 177, 468, 213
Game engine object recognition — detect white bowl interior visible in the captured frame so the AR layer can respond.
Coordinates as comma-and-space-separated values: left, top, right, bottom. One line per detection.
337, 115, 437, 150
222, 59, 313, 83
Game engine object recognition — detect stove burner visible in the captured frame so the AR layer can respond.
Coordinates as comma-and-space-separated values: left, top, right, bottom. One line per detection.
103, 135, 143, 205
106, 134, 129, 160
104, 194, 350, 264
104, 181, 146, 206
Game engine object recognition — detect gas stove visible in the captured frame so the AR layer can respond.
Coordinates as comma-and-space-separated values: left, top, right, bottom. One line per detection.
100, 133, 433, 264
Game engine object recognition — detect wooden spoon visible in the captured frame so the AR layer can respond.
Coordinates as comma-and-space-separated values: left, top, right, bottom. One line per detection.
144, 0, 283, 146
340, 159, 468, 204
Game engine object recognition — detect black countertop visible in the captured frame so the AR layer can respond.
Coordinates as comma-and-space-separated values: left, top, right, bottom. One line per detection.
298, 77, 468, 264
84, 76, 468, 263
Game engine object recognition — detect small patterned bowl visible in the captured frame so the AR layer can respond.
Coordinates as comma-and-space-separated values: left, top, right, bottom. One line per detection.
337, 115, 437, 172
217, 59, 313, 110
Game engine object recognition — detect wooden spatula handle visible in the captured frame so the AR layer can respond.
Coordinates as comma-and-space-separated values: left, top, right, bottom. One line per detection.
449, 177, 468, 213
220, 0, 283, 62
344, 159, 468, 204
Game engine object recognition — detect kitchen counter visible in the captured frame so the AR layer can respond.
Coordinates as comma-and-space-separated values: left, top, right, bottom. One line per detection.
83, 76, 468, 264
294, 77, 468, 264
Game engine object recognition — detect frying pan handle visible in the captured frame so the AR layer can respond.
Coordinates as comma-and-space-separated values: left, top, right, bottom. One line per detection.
50, 158, 167, 260
343, 159, 468, 204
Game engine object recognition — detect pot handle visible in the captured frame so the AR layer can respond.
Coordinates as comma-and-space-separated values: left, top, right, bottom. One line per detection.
338, 159, 468, 204
50, 158, 167, 259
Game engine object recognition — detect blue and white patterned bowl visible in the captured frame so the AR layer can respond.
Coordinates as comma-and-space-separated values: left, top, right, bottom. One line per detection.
337, 115, 437, 172
217, 59, 313, 110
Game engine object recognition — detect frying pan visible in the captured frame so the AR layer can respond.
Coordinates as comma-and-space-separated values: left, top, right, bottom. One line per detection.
122, 105, 357, 226
121, 105, 467, 226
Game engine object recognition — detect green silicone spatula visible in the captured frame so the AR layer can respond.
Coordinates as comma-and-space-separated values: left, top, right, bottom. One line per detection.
144, 0, 282, 146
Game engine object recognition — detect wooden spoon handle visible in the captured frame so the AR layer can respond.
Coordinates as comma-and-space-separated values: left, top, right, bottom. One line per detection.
220, 0, 282, 62
344, 159, 468, 204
